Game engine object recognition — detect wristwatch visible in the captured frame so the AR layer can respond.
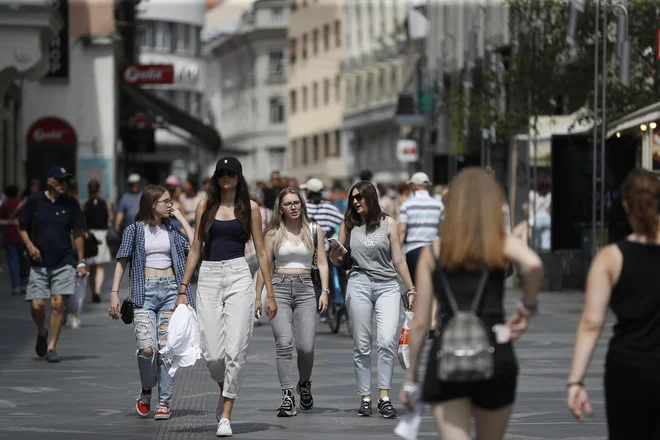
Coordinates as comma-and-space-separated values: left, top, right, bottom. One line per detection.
321, 288, 330, 294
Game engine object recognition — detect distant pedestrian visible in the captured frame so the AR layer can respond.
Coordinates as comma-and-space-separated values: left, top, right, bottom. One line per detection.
108, 185, 194, 421
0, 184, 27, 294
115, 174, 142, 233
567, 168, 660, 439
329, 180, 415, 419
164, 175, 185, 231
180, 178, 205, 225
401, 168, 543, 440
84, 179, 112, 304
19, 166, 88, 363
256, 188, 329, 417
176, 157, 276, 437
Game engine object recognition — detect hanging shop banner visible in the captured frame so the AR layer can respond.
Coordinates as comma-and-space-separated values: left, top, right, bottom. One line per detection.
45, 0, 69, 80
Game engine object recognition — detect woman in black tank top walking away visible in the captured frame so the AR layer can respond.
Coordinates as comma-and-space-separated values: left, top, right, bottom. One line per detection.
177, 157, 276, 437
401, 168, 543, 440
568, 168, 660, 439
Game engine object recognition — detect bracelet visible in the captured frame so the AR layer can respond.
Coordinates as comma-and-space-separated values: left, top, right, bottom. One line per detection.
111, 290, 118, 294
521, 299, 538, 312
177, 292, 187, 296
76, 263, 87, 269
321, 288, 330, 294
567, 382, 584, 389
180, 283, 188, 287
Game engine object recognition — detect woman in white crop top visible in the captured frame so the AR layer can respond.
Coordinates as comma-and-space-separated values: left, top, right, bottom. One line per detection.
108, 185, 193, 421
256, 188, 329, 417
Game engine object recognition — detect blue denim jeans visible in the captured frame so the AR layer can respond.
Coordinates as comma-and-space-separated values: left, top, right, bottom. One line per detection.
5, 243, 25, 289
346, 271, 401, 396
134, 276, 177, 403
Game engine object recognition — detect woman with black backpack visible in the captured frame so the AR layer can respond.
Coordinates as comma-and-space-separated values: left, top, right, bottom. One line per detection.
401, 168, 543, 440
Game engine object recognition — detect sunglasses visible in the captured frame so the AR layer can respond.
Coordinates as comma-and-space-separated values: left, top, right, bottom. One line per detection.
349, 193, 365, 202
217, 169, 238, 178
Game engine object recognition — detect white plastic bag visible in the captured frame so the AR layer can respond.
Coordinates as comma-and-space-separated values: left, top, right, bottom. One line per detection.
70, 275, 89, 316
160, 304, 202, 376
398, 310, 414, 370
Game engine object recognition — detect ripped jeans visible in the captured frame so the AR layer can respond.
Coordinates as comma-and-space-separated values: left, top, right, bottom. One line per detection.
134, 276, 178, 403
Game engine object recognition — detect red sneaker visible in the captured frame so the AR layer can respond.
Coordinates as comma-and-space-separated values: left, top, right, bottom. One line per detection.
136, 391, 151, 417
154, 403, 171, 420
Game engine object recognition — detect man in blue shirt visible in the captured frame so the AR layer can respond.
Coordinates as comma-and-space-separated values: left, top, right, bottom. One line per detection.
114, 173, 142, 233
19, 166, 87, 363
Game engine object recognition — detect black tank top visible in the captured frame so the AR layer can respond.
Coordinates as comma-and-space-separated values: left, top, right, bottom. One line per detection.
608, 240, 660, 364
204, 219, 247, 261
432, 267, 506, 324
84, 197, 109, 230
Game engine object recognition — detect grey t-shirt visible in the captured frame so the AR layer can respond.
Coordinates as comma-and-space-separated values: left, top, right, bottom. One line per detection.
349, 216, 398, 282
118, 191, 142, 226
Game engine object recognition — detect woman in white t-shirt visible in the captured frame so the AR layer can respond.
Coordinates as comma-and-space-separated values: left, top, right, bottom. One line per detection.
529, 178, 551, 250
180, 179, 206, 225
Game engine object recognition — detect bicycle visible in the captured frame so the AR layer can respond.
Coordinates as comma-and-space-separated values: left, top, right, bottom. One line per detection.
326, 264, 352, 337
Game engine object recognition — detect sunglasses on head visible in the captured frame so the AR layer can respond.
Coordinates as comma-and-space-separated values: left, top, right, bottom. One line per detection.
217, 169, 238, 178
349, 193, 364, 202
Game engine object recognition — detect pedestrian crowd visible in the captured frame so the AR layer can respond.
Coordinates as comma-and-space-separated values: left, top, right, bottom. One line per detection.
2, 157, 655, 440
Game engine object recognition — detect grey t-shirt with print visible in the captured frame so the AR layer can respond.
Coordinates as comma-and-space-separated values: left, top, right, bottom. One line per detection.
349, 215, 398, 282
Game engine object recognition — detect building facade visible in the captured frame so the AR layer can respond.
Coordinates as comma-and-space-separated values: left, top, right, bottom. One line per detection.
204, 0, 290, 183
341, 0, 420, 185
132, 0, 218, 186
287, 0, 346, 186
0, 1, 62, 192
21, 0, 118, 201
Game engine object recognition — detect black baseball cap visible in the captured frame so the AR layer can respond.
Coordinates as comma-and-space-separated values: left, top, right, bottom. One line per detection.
46, 166, 72, 180
215, 157, 242, 174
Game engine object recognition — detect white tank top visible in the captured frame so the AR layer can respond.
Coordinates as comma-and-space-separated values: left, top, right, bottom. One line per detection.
144, 224, 172, 269
275, 227, 314, 270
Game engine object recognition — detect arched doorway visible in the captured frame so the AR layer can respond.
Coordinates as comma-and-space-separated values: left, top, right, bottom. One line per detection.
26, 117, 77, 187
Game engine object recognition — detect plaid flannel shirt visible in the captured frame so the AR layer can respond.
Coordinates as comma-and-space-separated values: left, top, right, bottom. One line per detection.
116, 221, 194, 309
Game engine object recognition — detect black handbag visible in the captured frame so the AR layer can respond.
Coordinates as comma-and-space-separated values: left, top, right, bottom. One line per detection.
120, 228, 137, 325
311, 223, 322, 289
83, 232, 100, 258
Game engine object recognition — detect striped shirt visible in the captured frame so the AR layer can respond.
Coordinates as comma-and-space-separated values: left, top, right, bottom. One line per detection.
306, 200, 343, 250
399, 190, 444, 254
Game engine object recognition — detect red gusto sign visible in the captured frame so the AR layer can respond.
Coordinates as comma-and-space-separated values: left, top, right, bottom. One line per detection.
27, 117, 77, 144
123, 64, 174, 85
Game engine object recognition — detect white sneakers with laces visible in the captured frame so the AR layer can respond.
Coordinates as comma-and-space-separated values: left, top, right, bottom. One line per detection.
216, 418, 232, 437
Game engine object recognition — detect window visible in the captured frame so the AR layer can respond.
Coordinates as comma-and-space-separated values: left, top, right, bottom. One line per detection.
366, 73, 373, 103
176, 23, 191, 53
313, 135, 319, 161
289, 38, 297, 64
323, 79, 330, 105
334, 20, 341, 47
324, 132, 330, 157
191, 26, 200, 56
378, 69, 385, 98
302, 33, 308, 60
335, 75, 341, 102
269, 97, 285, 124
272, 7, 284, 23
312, 82, 318, 108
290, 89, 297, 114
302, 86, 308, 110
334, 130, 341, 157
391, 68, 398, 94
323, 24, 330, 51
355, 77, 361, 104
313, 29, 319, 55
190, 92, 200, 117
140, 21, 153, 49
292, 140, 298, 167
268, 51, 284, 81
302, 137, 308, 164
154, 22, 172, 52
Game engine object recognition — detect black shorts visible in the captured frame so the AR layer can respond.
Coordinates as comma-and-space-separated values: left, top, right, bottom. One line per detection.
421, 328, 518, 410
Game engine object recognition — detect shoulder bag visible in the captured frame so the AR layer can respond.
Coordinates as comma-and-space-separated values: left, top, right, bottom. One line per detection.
311, 223, 322, 289
120, 226, 137, 325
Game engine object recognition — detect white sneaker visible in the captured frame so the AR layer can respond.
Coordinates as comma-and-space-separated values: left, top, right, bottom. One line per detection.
70, 316, 81, 330
216, 418, 232, 437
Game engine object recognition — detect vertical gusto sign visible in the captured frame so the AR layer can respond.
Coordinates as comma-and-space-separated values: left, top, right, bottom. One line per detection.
45, 0, 69, 79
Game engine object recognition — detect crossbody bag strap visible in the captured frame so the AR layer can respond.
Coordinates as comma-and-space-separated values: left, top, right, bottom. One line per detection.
8, 200, 25, 220
129, 224, 137, 299
469, 271, 490, 313
312, 223, 318, 265
437, 268, 460, 314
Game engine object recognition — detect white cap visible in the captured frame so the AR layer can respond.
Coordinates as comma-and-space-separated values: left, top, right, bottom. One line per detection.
407, 172, 431, 186
127, 173, 141, 184
304, 178, 324, 193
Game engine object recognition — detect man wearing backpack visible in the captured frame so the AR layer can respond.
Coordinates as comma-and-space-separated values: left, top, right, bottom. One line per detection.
19, 166, 88, 363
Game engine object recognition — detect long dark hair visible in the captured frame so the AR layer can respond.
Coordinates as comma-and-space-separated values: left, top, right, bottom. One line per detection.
198, 171, 252, 243
621, 168, 660, 242
344, 180, 384, 230
135, 184, 170, 227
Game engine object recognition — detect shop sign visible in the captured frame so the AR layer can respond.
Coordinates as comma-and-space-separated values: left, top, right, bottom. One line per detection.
123, 64, 175, 85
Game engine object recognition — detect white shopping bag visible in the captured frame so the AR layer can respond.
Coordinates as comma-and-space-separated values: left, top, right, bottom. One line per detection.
394, 404, 423, 440
70, 275, 89, 316
398, 310, 414, 370
160, 304, 202, 376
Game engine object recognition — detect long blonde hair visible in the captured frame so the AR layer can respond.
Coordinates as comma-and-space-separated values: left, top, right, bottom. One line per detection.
440, 168, 506, 270
265, 188, 313, 252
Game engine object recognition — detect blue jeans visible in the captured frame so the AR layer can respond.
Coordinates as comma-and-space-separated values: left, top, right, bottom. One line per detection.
346, 271, 401, 396
5, 243, 25, 289
134, 276, 178, 404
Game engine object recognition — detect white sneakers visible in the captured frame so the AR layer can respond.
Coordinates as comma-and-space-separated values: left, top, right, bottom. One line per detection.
216, 418, 232, 437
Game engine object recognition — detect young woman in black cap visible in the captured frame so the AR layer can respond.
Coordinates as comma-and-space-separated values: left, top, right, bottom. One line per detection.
177, 157, 276, 437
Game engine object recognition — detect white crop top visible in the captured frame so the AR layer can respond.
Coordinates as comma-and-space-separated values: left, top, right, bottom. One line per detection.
144, 224, 172, 269
275, 229, 315, 270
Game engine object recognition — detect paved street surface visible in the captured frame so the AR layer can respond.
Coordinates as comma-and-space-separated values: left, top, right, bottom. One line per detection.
0, 264, 610, 440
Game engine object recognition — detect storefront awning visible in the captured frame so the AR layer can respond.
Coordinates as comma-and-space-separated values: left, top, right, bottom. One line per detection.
120, 83, 222, 153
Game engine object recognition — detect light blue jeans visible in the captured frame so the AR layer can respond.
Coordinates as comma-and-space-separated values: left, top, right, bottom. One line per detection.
346, 271, 401, 396
534, 213, 551, 250
134, 276, 178, 404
